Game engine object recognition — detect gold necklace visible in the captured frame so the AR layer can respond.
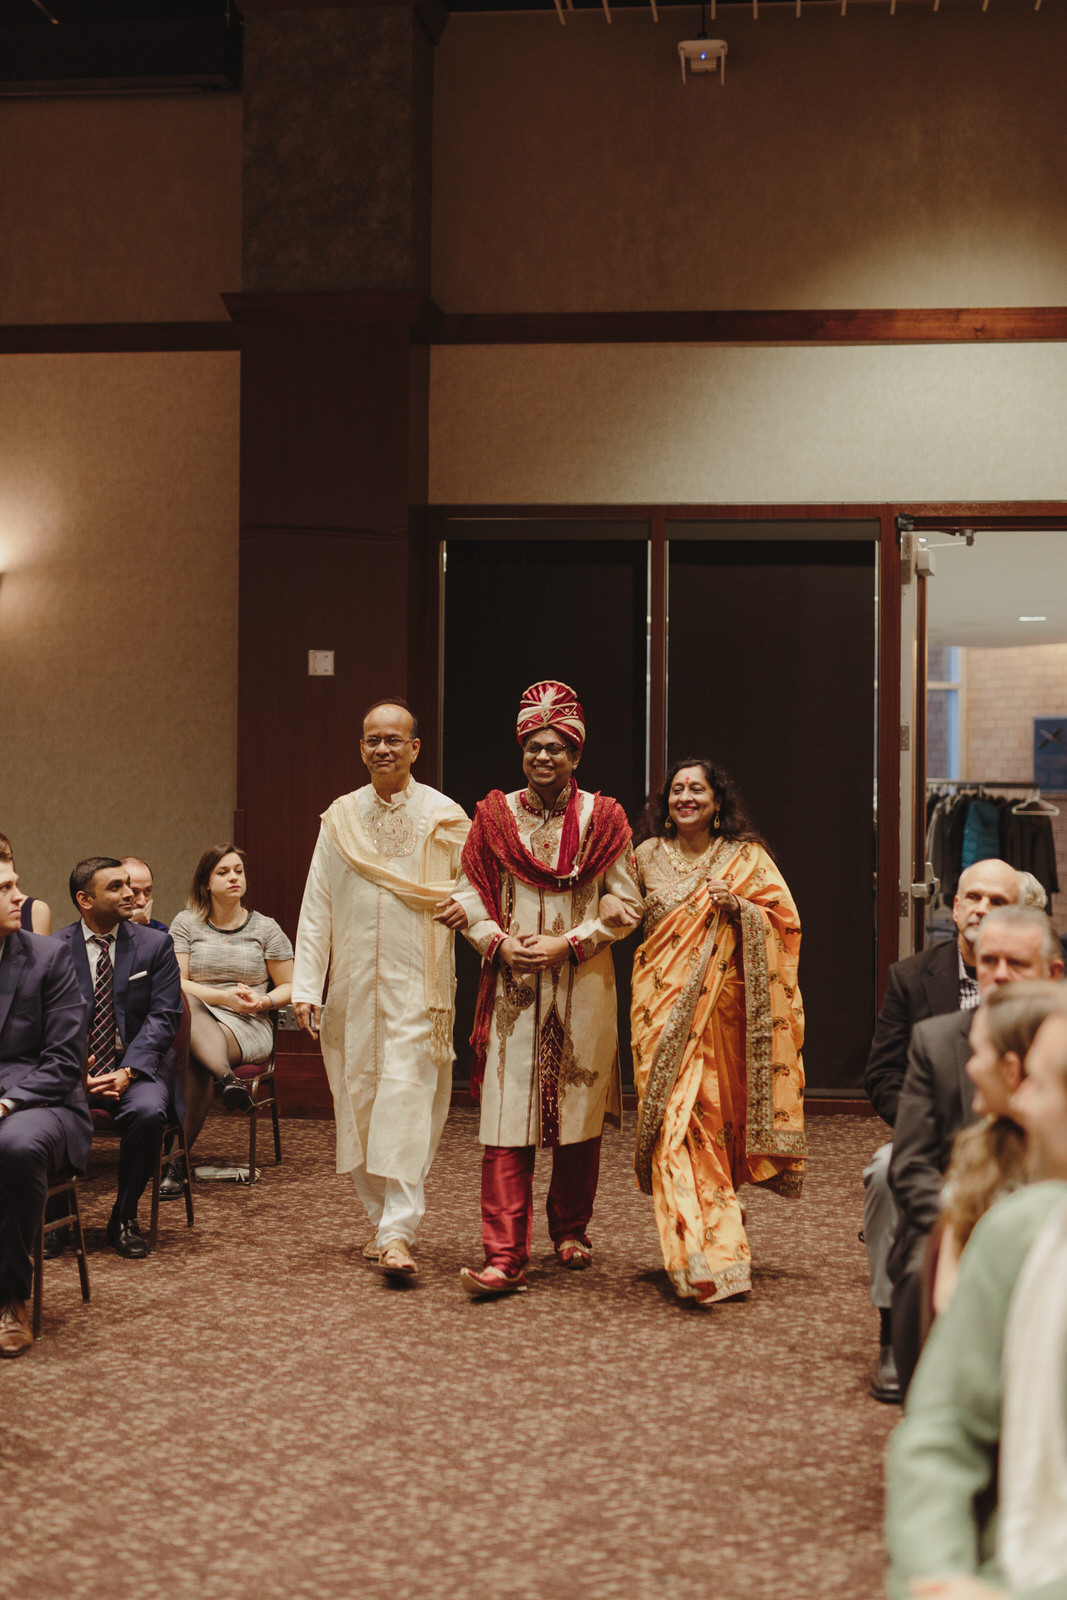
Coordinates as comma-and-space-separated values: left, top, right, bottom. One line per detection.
665, 835, 716, 877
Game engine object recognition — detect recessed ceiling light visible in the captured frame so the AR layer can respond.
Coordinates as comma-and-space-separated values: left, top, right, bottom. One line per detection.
1019, 616, 1047, 622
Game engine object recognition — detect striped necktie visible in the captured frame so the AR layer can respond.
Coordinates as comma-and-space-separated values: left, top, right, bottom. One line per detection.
88, 935, 118, 1076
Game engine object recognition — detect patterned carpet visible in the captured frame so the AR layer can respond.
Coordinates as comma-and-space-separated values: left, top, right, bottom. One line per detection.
5, 1109, 896, 1600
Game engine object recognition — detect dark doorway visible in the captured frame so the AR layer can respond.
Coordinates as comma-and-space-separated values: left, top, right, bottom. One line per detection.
667, 535, 877, 1093
442, 530, 649, 1086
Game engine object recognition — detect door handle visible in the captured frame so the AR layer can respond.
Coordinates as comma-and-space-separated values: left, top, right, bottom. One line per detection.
909, 862, 941, 903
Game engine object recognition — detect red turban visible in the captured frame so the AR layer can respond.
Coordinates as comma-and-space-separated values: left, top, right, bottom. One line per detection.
515, 680, 586, 753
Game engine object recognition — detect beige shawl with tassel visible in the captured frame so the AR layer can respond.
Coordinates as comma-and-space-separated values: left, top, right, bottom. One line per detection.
321, 790, 470, 1064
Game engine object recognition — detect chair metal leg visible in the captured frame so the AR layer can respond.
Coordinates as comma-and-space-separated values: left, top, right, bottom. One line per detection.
34, 1177, 91, 1340
69, 1185, 91, 1306
270, 1094, 282, 1164
247, 1087, 258, 1183
32, 1229, 44, 1341
147, 1158, 161, 1252
175, 1123, 195, 1228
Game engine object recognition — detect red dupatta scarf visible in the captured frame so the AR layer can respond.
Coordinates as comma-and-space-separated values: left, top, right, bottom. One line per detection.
462, 787, 632, 1093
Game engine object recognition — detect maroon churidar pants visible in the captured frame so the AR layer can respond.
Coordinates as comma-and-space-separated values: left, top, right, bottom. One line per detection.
480, 1136, 602, 1273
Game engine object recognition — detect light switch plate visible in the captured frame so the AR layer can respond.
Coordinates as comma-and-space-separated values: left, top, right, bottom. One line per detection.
308, 650, 334, 676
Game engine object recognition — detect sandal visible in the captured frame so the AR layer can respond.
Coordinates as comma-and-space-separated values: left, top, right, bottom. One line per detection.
377, 1238, 417, 1279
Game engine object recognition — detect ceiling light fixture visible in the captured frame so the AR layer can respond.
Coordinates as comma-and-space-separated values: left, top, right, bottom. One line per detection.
1019, 616, 1048, 622
679, 0, 727, 83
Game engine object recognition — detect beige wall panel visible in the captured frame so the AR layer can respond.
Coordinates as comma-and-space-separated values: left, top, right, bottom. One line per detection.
432, 5, 1067, 312
0, 352, 239, 927
429, 342, 1067, 503
0, 95, 241, 324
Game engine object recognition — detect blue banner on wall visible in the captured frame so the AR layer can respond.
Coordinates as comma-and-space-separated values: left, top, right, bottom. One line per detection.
1034, 718, 1067, 791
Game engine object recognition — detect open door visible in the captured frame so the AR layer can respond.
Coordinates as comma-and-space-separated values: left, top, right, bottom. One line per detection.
897, 517, 937, 957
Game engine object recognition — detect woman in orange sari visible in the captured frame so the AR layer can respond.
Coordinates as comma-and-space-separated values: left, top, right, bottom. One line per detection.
630, 759, 805, 1305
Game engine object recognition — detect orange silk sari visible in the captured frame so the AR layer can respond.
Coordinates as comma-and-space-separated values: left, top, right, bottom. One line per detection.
631, 838, 805, 1302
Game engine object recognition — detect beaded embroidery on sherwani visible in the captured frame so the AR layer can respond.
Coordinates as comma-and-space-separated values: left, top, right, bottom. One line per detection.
516, 783, 571, 868
368, 789, 417, 857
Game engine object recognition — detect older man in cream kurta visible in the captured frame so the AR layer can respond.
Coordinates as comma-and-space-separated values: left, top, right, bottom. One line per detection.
292, 701, 472, 1280
455, 680, 642, 1297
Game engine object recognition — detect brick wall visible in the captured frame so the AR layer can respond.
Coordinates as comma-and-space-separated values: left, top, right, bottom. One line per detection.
963, 643, 1067, 935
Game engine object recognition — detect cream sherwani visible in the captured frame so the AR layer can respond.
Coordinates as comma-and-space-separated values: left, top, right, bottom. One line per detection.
292, 778, 471, 1244
457, 785, 642, 1150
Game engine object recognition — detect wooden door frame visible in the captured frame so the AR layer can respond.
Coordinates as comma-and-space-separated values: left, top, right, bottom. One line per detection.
893, 503, 1067, 963
420, 501, 894, 1001
418, 499, 1067, 1016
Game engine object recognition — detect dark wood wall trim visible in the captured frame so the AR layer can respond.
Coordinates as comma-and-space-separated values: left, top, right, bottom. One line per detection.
240, 523, 403, 542
434, 307, 1067, 346
898, 508, 1067, 527
0, 323, 240, 355
222, 290, 443, 340
6, 306, 1067, 356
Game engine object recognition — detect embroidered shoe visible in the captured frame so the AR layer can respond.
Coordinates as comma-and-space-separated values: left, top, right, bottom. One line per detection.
554, 1237, 593, 1270
459, 1264, 528, 1298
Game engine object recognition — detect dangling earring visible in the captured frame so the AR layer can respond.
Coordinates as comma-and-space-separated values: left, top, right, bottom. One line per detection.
713, 812, 721, 833
665, 817, 675, 836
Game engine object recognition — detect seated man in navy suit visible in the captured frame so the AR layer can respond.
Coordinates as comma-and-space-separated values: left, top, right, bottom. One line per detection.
54, 857, 183, 1259
0, 843, 92, 1358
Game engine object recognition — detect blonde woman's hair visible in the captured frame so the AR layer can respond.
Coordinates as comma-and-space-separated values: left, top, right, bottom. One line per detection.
943, 980, 1067, 1250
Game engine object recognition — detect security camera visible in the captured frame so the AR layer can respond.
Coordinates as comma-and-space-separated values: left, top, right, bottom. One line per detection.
678, 38, 727, 83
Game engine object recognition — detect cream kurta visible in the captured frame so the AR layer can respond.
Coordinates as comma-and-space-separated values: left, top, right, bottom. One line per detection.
291, 779, 470, 1183
458, 785, 642, 1149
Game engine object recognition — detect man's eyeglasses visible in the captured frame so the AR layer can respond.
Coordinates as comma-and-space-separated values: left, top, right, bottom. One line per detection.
524, 742, 569, 758
362, 735, 410, 750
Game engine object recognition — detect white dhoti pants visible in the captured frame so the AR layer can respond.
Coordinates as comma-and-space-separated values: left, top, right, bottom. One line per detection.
352, 1165, 426, 1248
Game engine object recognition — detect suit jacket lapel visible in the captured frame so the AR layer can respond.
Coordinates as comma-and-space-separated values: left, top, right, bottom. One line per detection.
923, 939, 960, 1015
0, 931, 27, 1039
954, 1010, 976, 1119
68, 926, 93, 1008
113, 923, 135, 1038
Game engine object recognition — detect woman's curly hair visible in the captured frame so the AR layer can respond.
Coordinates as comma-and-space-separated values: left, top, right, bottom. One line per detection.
633, 758, 770, 853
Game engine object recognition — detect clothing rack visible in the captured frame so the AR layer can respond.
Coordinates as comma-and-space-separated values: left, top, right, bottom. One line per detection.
926, 780, 1061, 816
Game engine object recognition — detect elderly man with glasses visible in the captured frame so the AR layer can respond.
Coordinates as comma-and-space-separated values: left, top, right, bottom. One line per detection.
454, 680, 643, 1298
292, 698, 473, 1282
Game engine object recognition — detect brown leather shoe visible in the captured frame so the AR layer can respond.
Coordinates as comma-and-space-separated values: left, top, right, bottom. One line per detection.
0, 1300, 33, 1358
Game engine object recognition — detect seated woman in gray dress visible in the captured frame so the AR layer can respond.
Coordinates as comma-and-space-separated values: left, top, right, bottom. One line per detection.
170, 845, 293, 1148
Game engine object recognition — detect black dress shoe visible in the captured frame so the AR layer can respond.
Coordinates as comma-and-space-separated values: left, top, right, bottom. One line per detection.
221, 1074, 255, 1113
106, 1217, 149, 1259
869, 1343, 902, 1404
159, 1160, 185, 1200
43, 1227, 69, 1260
